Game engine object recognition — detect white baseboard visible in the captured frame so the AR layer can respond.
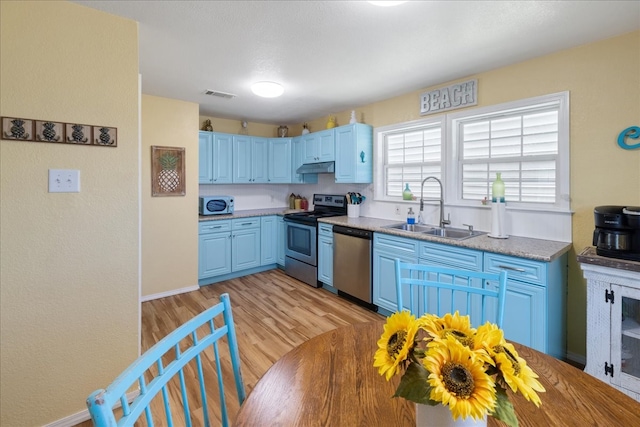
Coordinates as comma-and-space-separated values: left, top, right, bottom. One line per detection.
566, 350, 586, 366
141, 284, 199, 302
45, 390, 139, 427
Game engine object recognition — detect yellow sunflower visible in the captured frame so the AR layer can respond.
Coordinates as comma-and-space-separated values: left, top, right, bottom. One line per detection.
420, 311, 476, 348
423, 335, 496, 420
493, 341, 546, 406
374, 311, 420, 381
474, 322, 504, 353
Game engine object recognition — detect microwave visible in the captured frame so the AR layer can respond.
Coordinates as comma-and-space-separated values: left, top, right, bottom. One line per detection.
199, 196, 234, 216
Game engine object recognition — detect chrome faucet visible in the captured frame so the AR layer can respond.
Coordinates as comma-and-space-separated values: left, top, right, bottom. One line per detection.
419, 176, 450, 228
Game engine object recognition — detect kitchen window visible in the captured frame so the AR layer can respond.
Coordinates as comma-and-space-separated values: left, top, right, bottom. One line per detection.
375, 91, 570, 212
377, 117, 445, 200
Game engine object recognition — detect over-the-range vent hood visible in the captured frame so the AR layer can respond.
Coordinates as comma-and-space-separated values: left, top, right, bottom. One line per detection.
296, 161, 335, 174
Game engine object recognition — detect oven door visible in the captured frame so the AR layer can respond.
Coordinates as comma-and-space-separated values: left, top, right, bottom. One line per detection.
285, 221, 317, 266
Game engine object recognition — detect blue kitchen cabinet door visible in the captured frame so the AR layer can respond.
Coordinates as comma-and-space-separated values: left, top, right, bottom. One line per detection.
317, 129, 335, 161
199, 132, 213, 184
291, 137, 317, 184
212, 133, 233, 183
372, 233, 419, 314
317, 223, 334, 285
232, 227, 261, 271
199, 231, 232, 278
501, 280, 545, 351
233, 135, 252, 183
261, 216, 277, 266
277, 216, 285, 266
251, 137, 268, 183
268, 138, 291, 183
334, 123, 373, 184
233, 136, 268, 183
302, 129, 334, 163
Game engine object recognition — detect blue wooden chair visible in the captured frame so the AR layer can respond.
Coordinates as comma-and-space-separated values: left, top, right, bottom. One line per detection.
86, 293, 245, 426
395, 259, 508, 327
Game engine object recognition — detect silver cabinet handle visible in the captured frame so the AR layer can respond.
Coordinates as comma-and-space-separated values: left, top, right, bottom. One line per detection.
497, 264, 526, 272
241, 222, 252, 226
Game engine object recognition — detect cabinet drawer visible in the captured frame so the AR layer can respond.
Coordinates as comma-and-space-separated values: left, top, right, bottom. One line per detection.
318, 223, 333, 237
199, 220, 231, 235
232, 217, 260, 230
419, 242, 482, 271
373, 233, 419, 257
484, 253, 546, 286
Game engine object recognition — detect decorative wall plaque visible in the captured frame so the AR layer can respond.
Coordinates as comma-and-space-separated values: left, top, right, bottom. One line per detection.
35, 121, 63, 142
151, 146, 185, 197
420, 79, 478, 115
2, 117, 34, 141
1, 116, 117, 147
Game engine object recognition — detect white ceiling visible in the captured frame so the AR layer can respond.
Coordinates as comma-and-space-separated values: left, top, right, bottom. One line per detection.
73, 1, 639, 125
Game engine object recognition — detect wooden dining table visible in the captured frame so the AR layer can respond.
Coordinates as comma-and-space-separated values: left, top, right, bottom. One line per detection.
234, 321, 640, 426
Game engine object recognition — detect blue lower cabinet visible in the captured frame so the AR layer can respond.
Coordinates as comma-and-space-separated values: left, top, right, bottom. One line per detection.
261, 216, 277, 266
317, 223, 334, 285
198, 221, 232, 279
232, 218, 261, 271
277, 216, 285, 266
372, 233, 419, 314
484, 252, 566, 358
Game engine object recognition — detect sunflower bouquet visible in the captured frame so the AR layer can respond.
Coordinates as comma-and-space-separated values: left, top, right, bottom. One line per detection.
373, 311, 545, 426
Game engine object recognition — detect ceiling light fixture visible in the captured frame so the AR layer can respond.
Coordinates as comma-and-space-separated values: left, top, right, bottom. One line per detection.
367, 1, 407, 6
251, 81, 284, 98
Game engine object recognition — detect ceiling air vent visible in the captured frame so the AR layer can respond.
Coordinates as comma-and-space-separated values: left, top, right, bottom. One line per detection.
203, 90, 237, 99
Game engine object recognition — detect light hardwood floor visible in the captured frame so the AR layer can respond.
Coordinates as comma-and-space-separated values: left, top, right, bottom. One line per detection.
77, 268, 384, 426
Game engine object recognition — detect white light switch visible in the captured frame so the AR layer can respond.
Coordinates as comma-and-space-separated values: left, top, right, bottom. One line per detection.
49, 169, 80, 193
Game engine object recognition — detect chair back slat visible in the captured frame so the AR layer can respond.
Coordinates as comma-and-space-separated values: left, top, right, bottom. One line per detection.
395, 260, 508, 327
87, 293, 245, 427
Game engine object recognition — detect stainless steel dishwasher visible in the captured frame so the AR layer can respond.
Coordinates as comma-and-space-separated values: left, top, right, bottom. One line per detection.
332, 225, 376, 310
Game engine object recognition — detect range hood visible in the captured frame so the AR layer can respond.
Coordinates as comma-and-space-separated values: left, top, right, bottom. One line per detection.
296, 161, 335, 174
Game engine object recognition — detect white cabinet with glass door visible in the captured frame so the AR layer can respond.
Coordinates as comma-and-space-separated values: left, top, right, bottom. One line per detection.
582, 259, 640, 401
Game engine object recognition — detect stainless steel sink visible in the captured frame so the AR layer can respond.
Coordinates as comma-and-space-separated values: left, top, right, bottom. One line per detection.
423, 227, 486, 240
384, 223, 485, 240
384, 223, 436, 233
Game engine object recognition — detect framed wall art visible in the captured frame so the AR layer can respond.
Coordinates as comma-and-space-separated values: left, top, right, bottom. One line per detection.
151, 146, 185, 197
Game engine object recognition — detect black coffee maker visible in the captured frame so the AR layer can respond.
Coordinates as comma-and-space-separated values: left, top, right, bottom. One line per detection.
593, 206, 640, 261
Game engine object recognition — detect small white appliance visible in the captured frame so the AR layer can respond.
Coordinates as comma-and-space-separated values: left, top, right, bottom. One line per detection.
199, 196, 234, 215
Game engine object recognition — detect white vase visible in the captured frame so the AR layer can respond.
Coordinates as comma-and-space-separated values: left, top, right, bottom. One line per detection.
415, 403, 487, 427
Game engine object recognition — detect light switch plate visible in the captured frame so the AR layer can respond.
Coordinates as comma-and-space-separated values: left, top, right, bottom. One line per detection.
49, 169, 80, 193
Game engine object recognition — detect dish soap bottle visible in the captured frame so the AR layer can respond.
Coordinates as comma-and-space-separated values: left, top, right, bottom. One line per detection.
407, 207, 416, 225
492, 172, 505, 202
402, 183, 413, 200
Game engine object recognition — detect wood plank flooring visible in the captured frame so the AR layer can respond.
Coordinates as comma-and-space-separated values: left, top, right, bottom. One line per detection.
76, 269, 383, 426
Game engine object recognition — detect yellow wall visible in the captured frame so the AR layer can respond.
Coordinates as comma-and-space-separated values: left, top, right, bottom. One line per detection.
303, 31, 640, 358
198, 115, 282, 137
142, 95, 199, 297
0, 1, 139, 425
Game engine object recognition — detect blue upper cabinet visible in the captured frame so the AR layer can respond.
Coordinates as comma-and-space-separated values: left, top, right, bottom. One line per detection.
268, 138, 292, 183
303, 129, 335, 163
199, 131, 233, 184
335, 123, 373, 184
199, 132, 213, 184
291, 136, 318, 184
252, 137, 268, 183
213, 133, 233, 183
233, 136, 268, 183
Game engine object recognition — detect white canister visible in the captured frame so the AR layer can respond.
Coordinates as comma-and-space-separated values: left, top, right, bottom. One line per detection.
347, 204, 360, 218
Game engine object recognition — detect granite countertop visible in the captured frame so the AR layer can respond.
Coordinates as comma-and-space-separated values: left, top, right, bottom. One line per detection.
319, 216, 571, 262
199, 207, 303, 221
577, 247, 640, 273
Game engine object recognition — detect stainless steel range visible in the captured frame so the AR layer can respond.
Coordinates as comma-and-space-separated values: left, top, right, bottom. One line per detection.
283, 194, 347, 287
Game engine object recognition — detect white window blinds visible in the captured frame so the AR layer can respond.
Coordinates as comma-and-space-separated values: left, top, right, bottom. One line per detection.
385, 124, 442, 199
457, 104, 560, 204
